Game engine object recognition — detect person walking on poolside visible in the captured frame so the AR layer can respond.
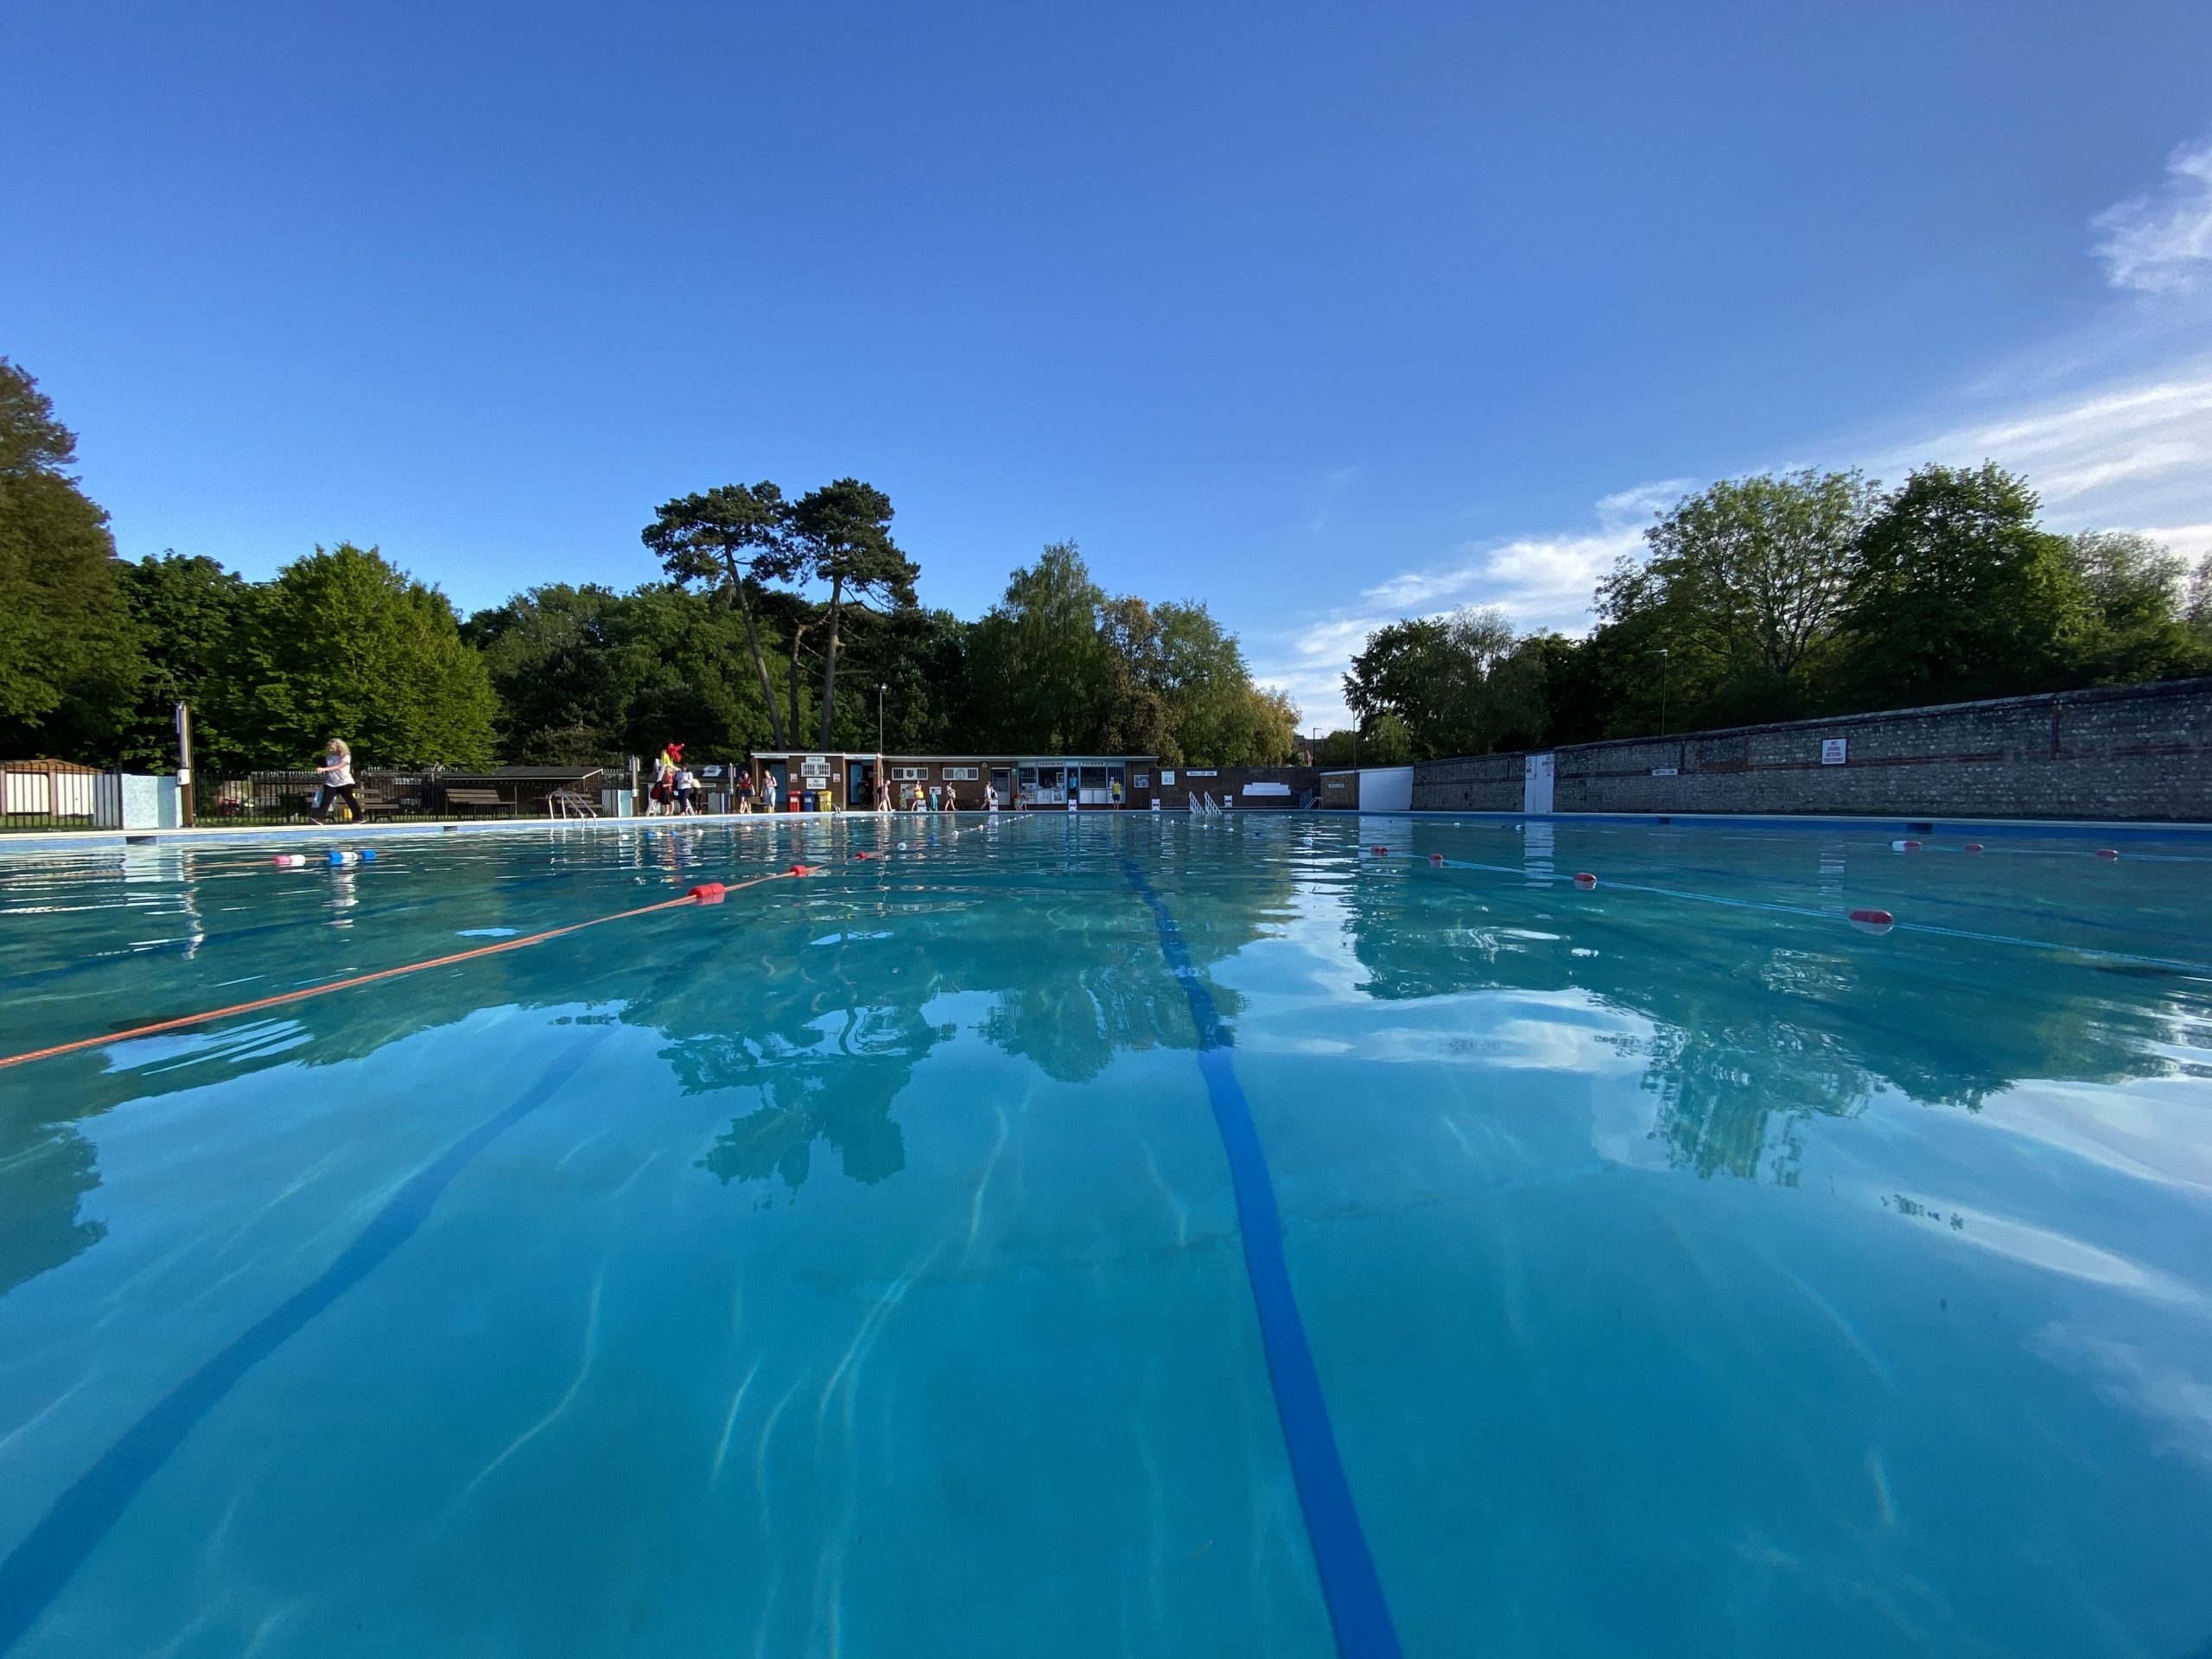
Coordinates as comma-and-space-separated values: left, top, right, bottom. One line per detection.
734, 768, 754, 814
984, 780, 997, 814
674, 761, 700, 815
875, 777, 891, 812
309, 738, 361, 825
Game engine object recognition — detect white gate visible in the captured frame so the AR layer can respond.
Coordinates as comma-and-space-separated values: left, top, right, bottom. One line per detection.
1522, 753, 1555, 815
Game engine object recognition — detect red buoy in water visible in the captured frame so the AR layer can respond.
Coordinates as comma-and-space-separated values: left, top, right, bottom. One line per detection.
1371, 845, 1388, 856
789, 863, 825, 877
1573, 872, 1598, 888
1428, 853, 1444, 866
1962, 842, 1985, 855
689, 882, 727, 904
1890, 839, 1922, 852
2095, 848, 2120, 860
1848, 907, 1895, 935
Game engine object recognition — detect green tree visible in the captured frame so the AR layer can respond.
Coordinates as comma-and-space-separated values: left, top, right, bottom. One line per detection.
1838, 464, 2094, 709
221, 543, 497, 767
2062, 530, 2209, 684
1623, 470, 1874, 721
968, 542, 1115, 751
1344, 606, 1525, 759
789, 479, 915, 748
1363, 710, 1414, 766
466, 582, 778, 763
854, 607, 973, 753
117, 553, 251, 768
643, 482, 800, 747
0, 359, 143, 758
2189, 555, 2212, 637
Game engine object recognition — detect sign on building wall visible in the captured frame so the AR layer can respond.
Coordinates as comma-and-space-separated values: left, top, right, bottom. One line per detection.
801, 754, 830, 780
1821, 739, 1847, 766
1160, 770, 1175, 785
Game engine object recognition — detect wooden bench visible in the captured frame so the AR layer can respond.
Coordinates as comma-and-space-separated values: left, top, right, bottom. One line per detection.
443, 788, 509, 817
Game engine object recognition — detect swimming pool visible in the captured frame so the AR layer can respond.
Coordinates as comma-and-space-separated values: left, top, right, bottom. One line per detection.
1, 813, 2208, 1656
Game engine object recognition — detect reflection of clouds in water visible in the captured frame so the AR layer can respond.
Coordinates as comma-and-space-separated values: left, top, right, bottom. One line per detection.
2034, 1323, 2212, 1472
100, 1018, 313, 1073
1888, 1194, 2203, 1306
1978, 1077, 2212, 1194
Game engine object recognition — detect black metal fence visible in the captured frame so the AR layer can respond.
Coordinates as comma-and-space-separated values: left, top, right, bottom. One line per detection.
0, 764, 624, 832
194, 768, 614, 825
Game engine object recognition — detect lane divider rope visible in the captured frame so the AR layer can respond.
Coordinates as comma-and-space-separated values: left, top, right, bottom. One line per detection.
0, 873, 798, 1072
1400, 853, 2209, 974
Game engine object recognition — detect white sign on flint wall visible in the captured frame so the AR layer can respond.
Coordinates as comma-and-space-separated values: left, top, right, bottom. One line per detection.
1821, 738, 1847, 766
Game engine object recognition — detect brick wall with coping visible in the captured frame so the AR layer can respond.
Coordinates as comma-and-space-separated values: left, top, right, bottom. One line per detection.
1409, 677, 2212, 822
1140, 766, 1320, 810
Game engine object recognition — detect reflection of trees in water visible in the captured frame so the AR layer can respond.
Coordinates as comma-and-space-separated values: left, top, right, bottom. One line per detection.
701, 1067, 909, 1190
0, 855, 1297, 1294
0, 1133, 105, 1299
1344, 879, 2206, 1182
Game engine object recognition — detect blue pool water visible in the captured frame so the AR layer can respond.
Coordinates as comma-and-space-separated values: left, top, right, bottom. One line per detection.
2, 813, 2209, 1657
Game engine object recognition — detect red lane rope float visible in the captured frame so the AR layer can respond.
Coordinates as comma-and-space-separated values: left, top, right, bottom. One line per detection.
0, 871, 798, 1072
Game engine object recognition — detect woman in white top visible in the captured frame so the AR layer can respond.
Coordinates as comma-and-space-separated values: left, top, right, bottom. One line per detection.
311, 739, 360, 825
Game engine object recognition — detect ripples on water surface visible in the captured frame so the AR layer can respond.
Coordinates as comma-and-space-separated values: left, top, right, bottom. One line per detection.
1, 814, 2209, 1656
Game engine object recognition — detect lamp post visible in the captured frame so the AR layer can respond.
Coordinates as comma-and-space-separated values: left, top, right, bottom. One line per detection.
1654, 648, 1670, 737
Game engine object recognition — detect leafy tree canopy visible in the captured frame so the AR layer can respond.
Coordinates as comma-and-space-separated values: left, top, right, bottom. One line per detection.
0, 359, 141, 758
217, 543, 498, 768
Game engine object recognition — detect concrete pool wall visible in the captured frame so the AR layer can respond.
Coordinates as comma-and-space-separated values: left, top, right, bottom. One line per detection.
1412, 674, 2212, 822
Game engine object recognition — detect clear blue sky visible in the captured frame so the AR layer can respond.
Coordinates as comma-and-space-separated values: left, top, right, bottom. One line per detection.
7, 2, 2211, 727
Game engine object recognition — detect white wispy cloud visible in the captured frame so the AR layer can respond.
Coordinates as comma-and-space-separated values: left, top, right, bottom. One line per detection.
1261, 126, 2212, 733
2094, 130, 2212, 294
1253, 480, 1694, 729
1884, 355, 2212, 530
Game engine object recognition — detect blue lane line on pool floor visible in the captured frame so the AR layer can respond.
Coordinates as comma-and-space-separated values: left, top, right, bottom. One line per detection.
1119, 857, 1403, 1659
0, 1029, 612, 1656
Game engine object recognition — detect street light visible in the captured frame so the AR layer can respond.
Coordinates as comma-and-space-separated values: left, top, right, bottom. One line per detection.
1653, 648, 1671, 737
876, 683, 886, 754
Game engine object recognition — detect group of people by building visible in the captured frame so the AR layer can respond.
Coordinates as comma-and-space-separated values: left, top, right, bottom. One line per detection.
646, 744, 705, 816
868, 778, 1002, 813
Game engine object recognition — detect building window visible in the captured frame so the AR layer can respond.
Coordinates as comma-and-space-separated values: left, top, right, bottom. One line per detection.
1133, 773, 1150, 789
892, 766, 925, 781
941, 766, 977, 781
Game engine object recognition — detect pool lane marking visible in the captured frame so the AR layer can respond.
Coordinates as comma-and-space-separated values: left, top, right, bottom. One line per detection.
0, 1030, 613, 1656
1406, 854, 2212, 975
1119, 857, 1403, 1659
0, 874, 797, 1072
